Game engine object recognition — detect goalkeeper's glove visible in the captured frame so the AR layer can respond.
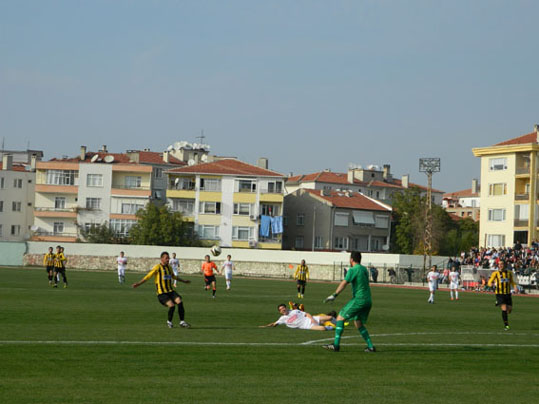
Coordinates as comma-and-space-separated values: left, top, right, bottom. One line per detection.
324, 293, 337, 303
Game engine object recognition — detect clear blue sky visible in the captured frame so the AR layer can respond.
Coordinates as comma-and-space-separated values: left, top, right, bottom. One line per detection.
1, 0, 538, 192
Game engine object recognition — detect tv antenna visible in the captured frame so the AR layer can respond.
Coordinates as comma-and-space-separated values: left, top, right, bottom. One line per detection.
196, 130, 206, 144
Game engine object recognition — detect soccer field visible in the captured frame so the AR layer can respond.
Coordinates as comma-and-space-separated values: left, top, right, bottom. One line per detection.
1, 267, 538, 404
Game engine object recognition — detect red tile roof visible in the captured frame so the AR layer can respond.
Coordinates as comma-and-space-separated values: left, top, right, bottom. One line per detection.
494, 131, 537, 146
303, 189, 391, 211
287, 171, 444, 193
0, 163, 29, 172
49, 150, 185, 166
443, 187, 480, 199
138, 151, 185, 166
167, 158, 284, 177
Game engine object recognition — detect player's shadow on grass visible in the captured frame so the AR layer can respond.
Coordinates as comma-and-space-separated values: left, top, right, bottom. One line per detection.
384, 346, 489, 353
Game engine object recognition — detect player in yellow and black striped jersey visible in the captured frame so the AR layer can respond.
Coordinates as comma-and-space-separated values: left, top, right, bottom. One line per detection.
43, 246, 55, 285
132, 251, 192, 328
487, 260, 518, 330
53, 245, 68, 288
294, 260, 309, 298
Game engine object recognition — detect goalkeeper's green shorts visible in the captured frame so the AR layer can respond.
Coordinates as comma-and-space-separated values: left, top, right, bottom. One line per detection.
339, 299, 372, 324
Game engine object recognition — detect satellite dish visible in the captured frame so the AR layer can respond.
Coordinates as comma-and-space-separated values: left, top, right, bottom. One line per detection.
188, 159, 195, 166
382, 244, 390, 251
174, 178, 180, 185
167, 145, 174, 151
31, 225, 39, 232
104, 155, 115, 163
201, 154, 208, 162
91, 155, 99, 163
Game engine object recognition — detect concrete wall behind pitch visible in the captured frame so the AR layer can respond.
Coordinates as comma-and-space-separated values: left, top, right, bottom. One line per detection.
22, 241, 450, 282
0, 242, 26, 266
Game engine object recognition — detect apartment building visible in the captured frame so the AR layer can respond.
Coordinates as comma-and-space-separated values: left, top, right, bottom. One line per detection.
472, 124, 539, 247
166, 158, 285, 249
286, 164, 444, 206
283, 188, 392, 252
0, 153, 40, 241
32, 146, 185, 242
442, 179, 480, 221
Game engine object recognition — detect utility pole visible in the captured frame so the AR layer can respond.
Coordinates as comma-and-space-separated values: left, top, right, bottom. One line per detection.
419, 158, 441, 272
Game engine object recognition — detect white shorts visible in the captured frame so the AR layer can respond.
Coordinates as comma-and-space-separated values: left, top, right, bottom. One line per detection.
225, 269, 232, 280
172, 268, 179, 276
117, 268, 125, 276
312, 316, 321, 325
428, 282, 437, 292
450, 283, 459, 290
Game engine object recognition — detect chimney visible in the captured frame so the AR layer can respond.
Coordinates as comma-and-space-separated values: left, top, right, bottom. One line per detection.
30, 154, 37, 171
383, 164, 391, 180
80, 146, 87, 161
472, 178, 478, 194
163, 151, 170, 163
101, 145, 108, 153
2, 154, 13, 171
127, 151, 140, 163
257, 158, 269, 169
535, 124, 539, 143
347, 168, 354, 184
401, 174, 409, 188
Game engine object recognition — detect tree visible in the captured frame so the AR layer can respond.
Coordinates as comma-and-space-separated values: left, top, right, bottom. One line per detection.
128, 202, 201, 246
79, 222, 128, 244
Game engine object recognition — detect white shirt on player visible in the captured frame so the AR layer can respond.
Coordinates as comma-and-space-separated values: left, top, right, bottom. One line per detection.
275, 310, 315, 330
222, 259, 234, 279
449, 271, 460, 289
427, 270, 440, 291
117, 256, 127, 275
169, 258, 179, 275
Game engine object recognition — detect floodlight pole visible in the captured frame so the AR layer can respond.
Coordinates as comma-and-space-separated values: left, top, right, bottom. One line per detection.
419, 158, 440, 274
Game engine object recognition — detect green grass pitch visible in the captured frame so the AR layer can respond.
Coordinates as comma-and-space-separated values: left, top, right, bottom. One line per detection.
1, 266, 538, 403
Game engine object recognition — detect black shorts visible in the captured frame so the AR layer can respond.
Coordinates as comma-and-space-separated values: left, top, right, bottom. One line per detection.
55, 267, 65, 274
158, 291, 181, 306
204, 275, 216, 285
46, 266, 54, 272
496, 294, 513, 307
296, 280, 306, 286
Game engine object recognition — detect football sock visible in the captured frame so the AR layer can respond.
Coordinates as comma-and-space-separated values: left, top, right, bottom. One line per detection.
334, 320, 345, 347
429, 293, 434, 301
226, 280, 231, 288
212, 288, 216, 297
62, 274, 68, 285
178, 302, 185, 321
502, 310, 508, 326
455, 291, 459, 299
359, 326, 374, 349
301, 285, 306, 295
168, 306, 175, 322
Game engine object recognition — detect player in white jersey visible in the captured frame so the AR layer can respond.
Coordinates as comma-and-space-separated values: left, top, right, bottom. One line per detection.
221, 254, 235, 290
449, 269, 460, 301
426, 265, 440, 303
116, 251, 127, 284
169, 253, 180, 287
259, 304, 334, 331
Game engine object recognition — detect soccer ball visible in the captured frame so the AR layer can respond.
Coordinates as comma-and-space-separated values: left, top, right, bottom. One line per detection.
210, 245, 222, 257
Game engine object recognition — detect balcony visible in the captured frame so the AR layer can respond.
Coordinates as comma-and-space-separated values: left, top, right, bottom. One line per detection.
31, 231, 78, 242
515, 193, 529, 201
514, 219, 528, 228
34, 207, 77, 218
515, 167, 530, 175
35, 184, 78, 194
111, 184, 150, 190
111, 184, 151, 197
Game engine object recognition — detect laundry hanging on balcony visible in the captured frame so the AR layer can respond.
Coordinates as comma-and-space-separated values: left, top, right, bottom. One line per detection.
270, 216, 283, 234
260, 215, 271, 237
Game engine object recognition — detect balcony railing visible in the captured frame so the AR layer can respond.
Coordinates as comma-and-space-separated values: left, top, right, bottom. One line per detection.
515, 194, 529, 201
515, 167, 530, 175
514, 219, 529, 227
111, 184, 150, 190
34, 231, 78, 237
34, 207, 77, 212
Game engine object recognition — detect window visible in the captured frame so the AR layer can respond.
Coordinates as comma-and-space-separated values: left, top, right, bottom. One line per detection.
296, 213, 305, 226
172, 177, 195, 190
11, 225, 21, 236
487, 234, 506, 248
237, 179, 256, 193
0, 224, 2, 236
13, 178, 22, 188
197, 225, 220, 240
376, 191, 380, 199
314, 236, 323, 249
86, 174, 103, 187
46, 170, 77, 185
515, 204, 529, 220
375, 215, 389, 228
154, 168, 163, 178
53, 222, 64, 234
295, 236, 304, 249
488, 183, 507, 196
260, 203, 280, 216
266, 181, 283, 193
0, 177, 4, 188
12, 201, 21, 212
86, 198, 101, 209
199, 201, 221, 214
334, 237, 349, 250
172, 199, 194, 215
488, 209, 506, 221
232, 226, 254, 241
124, 176, 142, 189
200, 178, 221, 192
234, 203, 252, 216
0, 201, 3, 212
489, 158, 507, 171
335, 212, 349, 226
352, 211, 375, 225
110, 219, 137, 237
323, 185, 332, 191
55, 197, 66, 209
121, 203, 144, 214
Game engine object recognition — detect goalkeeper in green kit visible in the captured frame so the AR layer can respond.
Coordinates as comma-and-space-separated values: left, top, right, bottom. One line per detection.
322, 251, 375, 353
